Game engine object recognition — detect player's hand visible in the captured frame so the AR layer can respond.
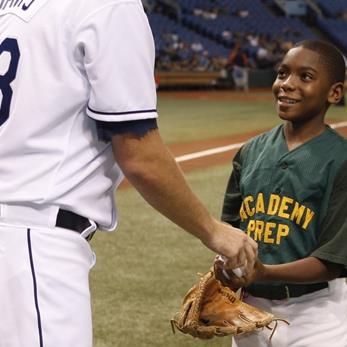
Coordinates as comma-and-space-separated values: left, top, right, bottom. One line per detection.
214, 257, 266, 289
201, 220, 258, 273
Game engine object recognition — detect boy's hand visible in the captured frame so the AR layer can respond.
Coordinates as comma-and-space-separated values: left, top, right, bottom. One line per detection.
214, 256, 266, 289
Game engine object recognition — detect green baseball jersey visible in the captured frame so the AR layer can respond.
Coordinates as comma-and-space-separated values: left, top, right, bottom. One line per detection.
222, 124, 347, 280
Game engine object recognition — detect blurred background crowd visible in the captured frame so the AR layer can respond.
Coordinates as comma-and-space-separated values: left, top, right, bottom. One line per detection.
141, 0, 347, 91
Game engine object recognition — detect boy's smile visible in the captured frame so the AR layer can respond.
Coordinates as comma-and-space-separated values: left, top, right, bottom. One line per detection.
272, 46, 333, 124
277, 96, 301, 106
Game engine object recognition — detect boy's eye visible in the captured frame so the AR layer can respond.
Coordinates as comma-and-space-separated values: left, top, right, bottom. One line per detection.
301, 72, 314, 81
277, 69, 287, 78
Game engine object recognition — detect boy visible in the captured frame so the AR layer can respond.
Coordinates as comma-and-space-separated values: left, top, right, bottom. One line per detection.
215, 40, 347, 347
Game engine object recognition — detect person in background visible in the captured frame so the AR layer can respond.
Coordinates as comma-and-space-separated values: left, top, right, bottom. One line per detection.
227, 42, 251, 91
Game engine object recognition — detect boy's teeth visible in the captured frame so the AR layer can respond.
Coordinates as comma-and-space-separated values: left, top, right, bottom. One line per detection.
280, 98, 297, 104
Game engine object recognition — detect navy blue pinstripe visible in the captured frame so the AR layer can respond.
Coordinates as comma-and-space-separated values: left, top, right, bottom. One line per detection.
27, 229, 44, 347
87, 106, 157, 115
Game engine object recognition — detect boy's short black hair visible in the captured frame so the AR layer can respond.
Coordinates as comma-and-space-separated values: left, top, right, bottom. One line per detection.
293, 40, 346, 84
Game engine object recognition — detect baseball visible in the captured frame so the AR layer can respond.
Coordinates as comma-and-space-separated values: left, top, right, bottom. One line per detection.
232, 267, 244, 278
217, 255, 245, 278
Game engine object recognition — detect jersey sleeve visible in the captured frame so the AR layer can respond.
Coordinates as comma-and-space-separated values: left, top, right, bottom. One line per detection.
74, 0, 157, 122
96, 118, 158, 142
311, 160, 347, 276
221, 146, 246, 227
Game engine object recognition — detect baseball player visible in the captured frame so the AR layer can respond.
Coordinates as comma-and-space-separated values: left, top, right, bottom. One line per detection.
0, 1, 258, 346
215, 40, 347, 347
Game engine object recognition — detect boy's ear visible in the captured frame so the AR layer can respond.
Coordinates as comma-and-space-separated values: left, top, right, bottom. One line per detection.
328, 82, 345, 105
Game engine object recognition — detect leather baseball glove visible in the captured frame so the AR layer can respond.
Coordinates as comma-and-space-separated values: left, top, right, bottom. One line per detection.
171, 269, 278, 339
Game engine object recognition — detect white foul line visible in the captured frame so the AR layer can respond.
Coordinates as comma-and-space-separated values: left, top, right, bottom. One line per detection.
176, 121, 347, 163
330, 121, 347, 129
176, 142, 244, 162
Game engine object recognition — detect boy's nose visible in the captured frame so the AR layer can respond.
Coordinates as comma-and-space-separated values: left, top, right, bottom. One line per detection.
280, 76, 296, 91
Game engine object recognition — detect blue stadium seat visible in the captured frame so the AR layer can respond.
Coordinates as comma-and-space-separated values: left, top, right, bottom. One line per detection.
315, 0, 347, 18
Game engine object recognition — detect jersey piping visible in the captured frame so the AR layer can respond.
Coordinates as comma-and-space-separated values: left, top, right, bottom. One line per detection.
87, 106, 157, 116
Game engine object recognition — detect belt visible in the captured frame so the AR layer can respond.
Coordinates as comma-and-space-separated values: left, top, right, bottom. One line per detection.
246, 282, 329, 300
56, 209, 95, 241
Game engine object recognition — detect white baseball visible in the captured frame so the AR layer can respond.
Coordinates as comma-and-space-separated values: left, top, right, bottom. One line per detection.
232, 267, 244, 278
217, 255, 245, 278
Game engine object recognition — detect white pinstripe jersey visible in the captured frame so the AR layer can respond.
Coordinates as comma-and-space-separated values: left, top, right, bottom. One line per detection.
0, 0, 158, 230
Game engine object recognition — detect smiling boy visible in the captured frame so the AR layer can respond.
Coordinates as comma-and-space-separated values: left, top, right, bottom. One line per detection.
216, 40, 347, 347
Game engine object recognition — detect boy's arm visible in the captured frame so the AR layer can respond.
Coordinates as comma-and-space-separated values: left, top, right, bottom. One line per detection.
215, 256, 343, 288
259, 257, 343, 283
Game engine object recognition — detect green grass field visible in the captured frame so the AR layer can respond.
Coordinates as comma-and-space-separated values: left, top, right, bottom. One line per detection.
90, 90, 346, 347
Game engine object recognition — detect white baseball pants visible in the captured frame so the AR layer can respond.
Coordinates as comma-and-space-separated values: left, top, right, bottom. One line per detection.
232, 279, 347, 347
0, 224, 95, 347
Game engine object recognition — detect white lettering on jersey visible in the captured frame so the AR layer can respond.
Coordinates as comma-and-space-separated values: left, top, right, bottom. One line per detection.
0, 0, 49, 22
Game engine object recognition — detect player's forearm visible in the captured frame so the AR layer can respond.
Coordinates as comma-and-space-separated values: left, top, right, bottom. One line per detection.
112, 130, 216, 241
126, 156, 216, 239
261, 256, 343, 284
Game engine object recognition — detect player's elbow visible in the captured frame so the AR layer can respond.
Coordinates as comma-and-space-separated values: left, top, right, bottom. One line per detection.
120, 159, 155, 184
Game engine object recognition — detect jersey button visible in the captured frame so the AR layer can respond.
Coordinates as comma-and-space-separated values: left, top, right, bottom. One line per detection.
281, 162, 288, 169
